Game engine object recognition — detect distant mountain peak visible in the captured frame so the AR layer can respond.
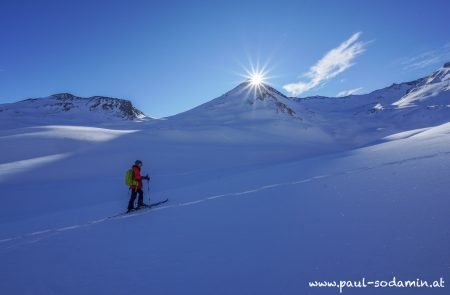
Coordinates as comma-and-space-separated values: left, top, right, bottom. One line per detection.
392, 63, 449, 108
171, 81, 298, 122
221, 82, 296, 116
0, 93, 148, 125
51, 93, 78, 100
225, 81, 288, 99
426, 62, 450, 84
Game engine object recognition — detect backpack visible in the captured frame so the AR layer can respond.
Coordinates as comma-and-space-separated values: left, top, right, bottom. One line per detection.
125, 168, 134, 186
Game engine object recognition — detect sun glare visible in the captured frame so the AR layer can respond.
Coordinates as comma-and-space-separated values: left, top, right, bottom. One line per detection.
249, 72, 265, 86
237, 59, 274, 92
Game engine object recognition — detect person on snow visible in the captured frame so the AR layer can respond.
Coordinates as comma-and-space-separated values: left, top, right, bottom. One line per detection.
128, 160, 150, 212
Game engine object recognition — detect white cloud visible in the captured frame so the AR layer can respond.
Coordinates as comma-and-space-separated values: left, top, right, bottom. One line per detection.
400, 43, 450, 71
283, 32, 368, 96
336, 87, 363, 97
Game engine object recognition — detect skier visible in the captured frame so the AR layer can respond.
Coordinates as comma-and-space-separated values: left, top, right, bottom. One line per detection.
127, 160, 150, 212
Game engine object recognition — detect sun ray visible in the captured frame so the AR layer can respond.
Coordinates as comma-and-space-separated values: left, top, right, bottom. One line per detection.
236, 57, 277, 97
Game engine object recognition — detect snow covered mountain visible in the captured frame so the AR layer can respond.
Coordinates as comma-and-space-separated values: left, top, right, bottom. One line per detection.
1, 63, 447, 138
0, 93, 147, 128
393, 62, 449, 108
150, 63, 448, 147
290, 63, 450, 144
295, 62, 449, 114
171, 80, 299, 123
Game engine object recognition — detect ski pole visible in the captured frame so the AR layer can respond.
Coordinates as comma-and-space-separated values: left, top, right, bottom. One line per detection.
147, 176, 150, 203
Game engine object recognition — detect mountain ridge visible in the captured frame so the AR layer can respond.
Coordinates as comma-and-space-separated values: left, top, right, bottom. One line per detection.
0, 62, 448, 128
0, 93, 148, 127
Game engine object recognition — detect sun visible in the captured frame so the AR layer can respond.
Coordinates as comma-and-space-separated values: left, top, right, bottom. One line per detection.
249, 72, 265, 86
237, 59, 274, 91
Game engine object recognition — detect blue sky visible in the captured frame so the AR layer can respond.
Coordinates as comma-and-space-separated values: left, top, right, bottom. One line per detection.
0, 0, 449, 117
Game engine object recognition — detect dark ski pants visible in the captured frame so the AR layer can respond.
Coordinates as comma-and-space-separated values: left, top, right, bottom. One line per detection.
128, 189, 144, 209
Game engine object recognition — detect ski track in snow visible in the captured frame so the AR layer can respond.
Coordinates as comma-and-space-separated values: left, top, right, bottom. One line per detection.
1, 150, 449, 249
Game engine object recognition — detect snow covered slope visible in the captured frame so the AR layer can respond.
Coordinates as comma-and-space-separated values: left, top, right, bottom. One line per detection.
0, 93, 148, 128
0, 122, 448, 295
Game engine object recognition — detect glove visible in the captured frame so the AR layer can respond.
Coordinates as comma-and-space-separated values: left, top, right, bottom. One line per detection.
143, 175, 150, 180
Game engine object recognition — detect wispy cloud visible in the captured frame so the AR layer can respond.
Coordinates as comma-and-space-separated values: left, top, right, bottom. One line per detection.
400, 43, 450, 71
283, 32, 368, 96
336, 87, 363, 97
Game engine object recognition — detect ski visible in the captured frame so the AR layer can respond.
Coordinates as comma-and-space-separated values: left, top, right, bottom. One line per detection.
108, 198, 169, 219
128, 198, 169, 213
146, 198, 169, 208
